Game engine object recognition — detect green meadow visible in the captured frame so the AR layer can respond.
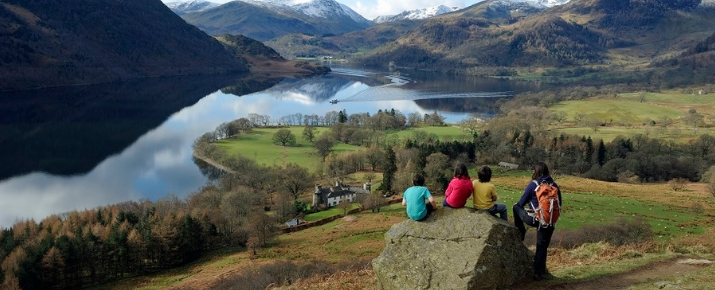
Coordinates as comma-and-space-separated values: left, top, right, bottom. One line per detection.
551, 97, 683, 124
549, 90, 715, 142
215, 126, 471, 170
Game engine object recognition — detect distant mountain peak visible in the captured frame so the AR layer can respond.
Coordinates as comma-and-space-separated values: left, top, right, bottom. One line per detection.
239, 0, 368, 23
495, 0, 570, 8
374, 4, 459, 23
165, 0, 219, 15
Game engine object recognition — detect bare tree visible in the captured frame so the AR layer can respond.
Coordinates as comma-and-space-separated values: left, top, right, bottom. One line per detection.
281, 163, 313, 200
337, 199, 352, 216
302, 126, 316, 143
313, 136, 335, 161
246, 212, 279, 248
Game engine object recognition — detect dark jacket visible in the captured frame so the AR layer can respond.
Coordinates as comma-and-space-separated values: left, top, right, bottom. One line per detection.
516, 176, 562, 210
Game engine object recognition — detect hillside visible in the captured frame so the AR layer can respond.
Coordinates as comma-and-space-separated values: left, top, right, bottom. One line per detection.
354, 0, 715, 77
0, 0, 250, 91
265, 20, 424, 59
100, 174, 715, 290
181, 0, 372, 41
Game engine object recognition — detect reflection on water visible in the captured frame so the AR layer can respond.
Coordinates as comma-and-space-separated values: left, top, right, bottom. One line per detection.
0, 66, 536, 227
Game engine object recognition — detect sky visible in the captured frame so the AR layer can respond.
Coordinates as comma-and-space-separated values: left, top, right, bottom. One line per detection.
167, 0, 484, 20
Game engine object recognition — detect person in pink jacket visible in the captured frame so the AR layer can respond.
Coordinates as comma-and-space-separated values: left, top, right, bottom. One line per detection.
442, 163, 474, 208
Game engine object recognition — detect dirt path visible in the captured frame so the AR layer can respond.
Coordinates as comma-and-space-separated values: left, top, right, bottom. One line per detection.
522, 257, 713, 290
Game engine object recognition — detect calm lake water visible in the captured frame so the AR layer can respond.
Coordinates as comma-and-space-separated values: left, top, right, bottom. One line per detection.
0, 65, 540, 227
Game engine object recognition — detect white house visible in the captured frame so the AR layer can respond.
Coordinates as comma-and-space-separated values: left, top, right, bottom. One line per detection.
313, 180, 371, 208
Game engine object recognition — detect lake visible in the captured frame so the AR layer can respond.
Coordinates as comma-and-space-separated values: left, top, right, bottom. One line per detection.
0, 65, 540, 228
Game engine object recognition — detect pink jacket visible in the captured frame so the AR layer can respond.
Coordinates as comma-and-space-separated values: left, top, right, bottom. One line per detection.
444, 177, 474, 208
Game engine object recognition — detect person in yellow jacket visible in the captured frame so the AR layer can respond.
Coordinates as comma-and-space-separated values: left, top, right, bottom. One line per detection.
472, 165, 508, 221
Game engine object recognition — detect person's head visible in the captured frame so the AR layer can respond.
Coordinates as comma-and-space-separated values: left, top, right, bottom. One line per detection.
412, 174, 425, 186
477, 165, 492, 183
454, 163, 470, 179
531, 161, 550, 180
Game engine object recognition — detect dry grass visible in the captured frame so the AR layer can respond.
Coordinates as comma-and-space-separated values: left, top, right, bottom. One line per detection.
273, 268, 377, 290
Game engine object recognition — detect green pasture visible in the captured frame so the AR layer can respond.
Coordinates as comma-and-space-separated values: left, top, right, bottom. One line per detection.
389, 125, 472, 141
551, 98, 682, 124
551, 126, 703, 143
620, 91, 715, 107
215, 127, 361, 169
215, 126, 472, 170
492, 185, 705, 242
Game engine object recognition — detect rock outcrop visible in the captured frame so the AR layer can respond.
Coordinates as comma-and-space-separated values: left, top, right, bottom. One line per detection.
372, 208, 533, 290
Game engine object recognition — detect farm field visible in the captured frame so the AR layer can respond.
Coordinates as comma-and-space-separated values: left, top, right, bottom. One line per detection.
214, 126, 471, 171
549, 90, 715, 143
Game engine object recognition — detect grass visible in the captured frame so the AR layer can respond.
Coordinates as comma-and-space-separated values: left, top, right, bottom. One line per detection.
215, 126, 472, 172
551, 98, 683, 124
215, 127, 359, 170
547, 90, 715, 143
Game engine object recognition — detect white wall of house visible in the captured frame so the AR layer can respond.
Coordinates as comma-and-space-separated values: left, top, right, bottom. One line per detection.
327, 193, 356, 207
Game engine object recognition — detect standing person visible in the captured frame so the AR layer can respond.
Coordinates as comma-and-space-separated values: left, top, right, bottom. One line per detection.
402, 174, 438, 221
443, 163, 474, 208
513, 161, 562, 281
472, 165, 508, 221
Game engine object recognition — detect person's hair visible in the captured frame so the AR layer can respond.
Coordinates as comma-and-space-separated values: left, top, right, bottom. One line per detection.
477, 166, 492, 182
531, 161, 550, 180
412, 174, 425, 186
454, 163, 470, 179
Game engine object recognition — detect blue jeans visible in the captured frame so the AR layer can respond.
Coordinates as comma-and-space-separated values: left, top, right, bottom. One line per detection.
487, 203, 508, 221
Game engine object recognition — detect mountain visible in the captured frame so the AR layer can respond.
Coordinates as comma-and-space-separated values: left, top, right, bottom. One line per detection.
182, 0, 372, 41
165, 0, 219, 15
266, 20, 424, 59
374, 5, 459, 23
354, 0, 715, 75
0, 0, 249, 91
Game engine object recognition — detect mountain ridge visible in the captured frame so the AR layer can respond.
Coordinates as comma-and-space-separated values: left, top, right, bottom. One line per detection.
182, 0, 372, 41
0, 0, 249, 91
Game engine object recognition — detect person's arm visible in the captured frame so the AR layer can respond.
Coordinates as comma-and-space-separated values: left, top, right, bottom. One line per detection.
444, 180, 454, 198
428, 196, 437, 210
515, 181, 535, 207
402, 195, 407, 206
491, 185, 498, 202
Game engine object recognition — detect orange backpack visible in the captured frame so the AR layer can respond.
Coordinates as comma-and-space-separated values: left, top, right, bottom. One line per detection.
530, 180, 561, 228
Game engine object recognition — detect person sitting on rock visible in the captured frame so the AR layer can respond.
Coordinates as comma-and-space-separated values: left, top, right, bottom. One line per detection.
472, 165, 508, 221
402, 174, 437, 221
443, 163, 474, 208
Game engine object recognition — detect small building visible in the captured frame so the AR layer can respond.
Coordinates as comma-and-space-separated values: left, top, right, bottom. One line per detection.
498, 162, 519, 170
285, 218, 304, 227
313, 180, 371, 208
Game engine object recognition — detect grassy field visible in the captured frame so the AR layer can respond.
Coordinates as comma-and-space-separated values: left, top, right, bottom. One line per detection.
549, 90, 715, 142
215, 126, 471, 171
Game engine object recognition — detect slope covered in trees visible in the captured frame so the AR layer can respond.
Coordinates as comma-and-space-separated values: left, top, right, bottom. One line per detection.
0, 0, 249, 91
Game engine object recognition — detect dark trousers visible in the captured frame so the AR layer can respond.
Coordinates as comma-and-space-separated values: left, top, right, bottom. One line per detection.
417, 202, 435, 221
513, 204, 555, 275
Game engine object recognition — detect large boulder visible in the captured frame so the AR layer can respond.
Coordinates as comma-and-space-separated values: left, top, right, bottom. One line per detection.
372, 208, 533, 290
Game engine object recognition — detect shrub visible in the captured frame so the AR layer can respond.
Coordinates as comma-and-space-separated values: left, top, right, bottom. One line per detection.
214, 258, 372, 289
547, 216, 654, 249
